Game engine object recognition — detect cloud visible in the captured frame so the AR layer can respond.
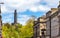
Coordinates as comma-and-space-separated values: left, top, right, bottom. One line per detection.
0, 0, 59, 13
29, 5, 50, 12
1, 6, 9, 13
2, 0, 40, 13
2, 13, 14, 23
17, 15, 30, 25
43, 0, 59, 7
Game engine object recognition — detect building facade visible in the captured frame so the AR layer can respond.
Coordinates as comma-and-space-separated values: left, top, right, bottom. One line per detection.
46, 1, 60, 38
33, 16, 46, 38
33, 1, 60, 38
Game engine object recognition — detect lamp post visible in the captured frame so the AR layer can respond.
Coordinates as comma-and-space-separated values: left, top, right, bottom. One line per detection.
0, 2, 4, 38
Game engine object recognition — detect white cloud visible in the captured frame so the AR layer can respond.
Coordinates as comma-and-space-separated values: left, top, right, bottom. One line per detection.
1, 0, 40, 13
43, 0, 59, 7
29, 5, 50, 12
1, 6, 8, 13
17, 15, 30, 25
2, 14, 14, 23
0, 0, 59, 13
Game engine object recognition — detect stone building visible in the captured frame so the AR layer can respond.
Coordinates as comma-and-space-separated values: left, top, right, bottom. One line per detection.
33, 1, 60, 38
33, 15, 46, 38
46, 1, 60, 38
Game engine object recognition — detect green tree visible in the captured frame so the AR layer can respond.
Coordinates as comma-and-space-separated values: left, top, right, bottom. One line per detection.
2, 16, 34, 38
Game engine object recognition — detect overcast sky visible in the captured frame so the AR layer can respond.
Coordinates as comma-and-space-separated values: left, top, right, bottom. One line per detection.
0, 0, 59, 25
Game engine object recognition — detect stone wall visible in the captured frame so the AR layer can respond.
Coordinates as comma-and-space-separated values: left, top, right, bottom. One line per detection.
51, 16, 59, 36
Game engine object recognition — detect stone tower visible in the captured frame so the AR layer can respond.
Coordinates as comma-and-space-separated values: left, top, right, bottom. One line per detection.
14, 10, 17, 24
